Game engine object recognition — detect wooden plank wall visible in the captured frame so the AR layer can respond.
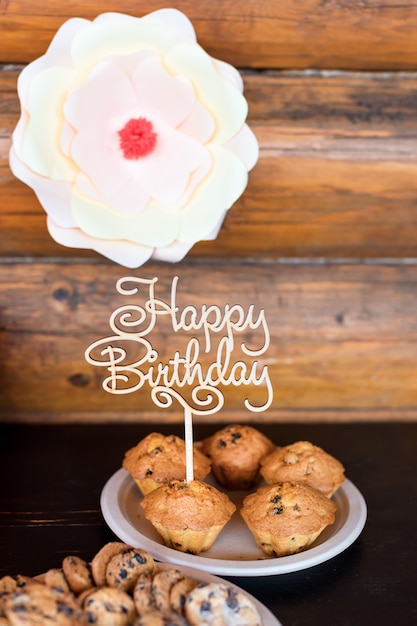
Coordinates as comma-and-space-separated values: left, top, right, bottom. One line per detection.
1, 0, 417, 423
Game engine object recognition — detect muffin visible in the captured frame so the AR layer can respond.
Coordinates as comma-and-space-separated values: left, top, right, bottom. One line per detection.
260, 440, 345, 497
140, 480, 236, 554
240, 482, 337, 557
200, 424, 276, 490
123, 433, 211, 495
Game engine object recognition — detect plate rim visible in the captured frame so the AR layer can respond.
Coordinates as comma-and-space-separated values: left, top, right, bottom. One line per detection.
100, 468, 367, 577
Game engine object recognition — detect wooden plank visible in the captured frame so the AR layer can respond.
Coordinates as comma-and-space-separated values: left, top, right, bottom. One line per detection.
1, 70, 417, 260
2, 0, 417, 70
1, 261, 417, 421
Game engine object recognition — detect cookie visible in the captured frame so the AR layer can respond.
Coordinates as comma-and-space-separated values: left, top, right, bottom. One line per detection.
10, 576, 40, 590
76, 586, 98, 608
133, 572, 156, 616
5, 584, 84, 625
44, 569, 70, 594
91, 541, 129, 587
169, 576, 199, 615
0, 576, 17, 617
151, 569, 184, 613
105, 547, 156, 592
62, 556, 94, 595
185, 581, 262, 626
0, 577, 17, 595
84, 587, 135, 626
0, 577, 43, 620
200, 425, 275, 490
0, 578, 15, 619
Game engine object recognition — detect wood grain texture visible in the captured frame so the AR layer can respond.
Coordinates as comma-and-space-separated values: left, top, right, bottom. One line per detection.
1, 70, 417, 260
1, 1, 417, 424
2, 0, 417, 69
1, 261, 416, 422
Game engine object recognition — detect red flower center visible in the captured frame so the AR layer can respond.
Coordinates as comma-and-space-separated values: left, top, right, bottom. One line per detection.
118, 117, 158, 160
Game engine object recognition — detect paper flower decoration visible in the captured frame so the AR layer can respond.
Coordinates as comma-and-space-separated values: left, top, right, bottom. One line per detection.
9, 9, 258, 267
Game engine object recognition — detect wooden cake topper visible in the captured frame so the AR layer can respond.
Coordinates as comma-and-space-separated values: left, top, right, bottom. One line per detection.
85, 276, 273, 482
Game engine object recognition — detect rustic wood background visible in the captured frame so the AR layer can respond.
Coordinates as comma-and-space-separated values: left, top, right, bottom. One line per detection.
1, 0, 417, 423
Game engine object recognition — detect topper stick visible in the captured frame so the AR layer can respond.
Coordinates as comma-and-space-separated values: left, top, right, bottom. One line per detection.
184, 406, 194, 483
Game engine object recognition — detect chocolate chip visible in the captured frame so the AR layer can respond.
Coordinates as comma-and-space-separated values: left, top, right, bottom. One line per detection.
134, 553, 147, 565
57, 604, 76, 616
200, 600, 211, 612
226, 588, 239, 609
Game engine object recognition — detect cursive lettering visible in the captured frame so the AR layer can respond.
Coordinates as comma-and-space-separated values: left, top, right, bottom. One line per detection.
85, 276, 273, 416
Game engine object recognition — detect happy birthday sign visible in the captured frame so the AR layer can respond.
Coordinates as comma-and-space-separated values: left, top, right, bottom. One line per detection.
85, 276, 273, 481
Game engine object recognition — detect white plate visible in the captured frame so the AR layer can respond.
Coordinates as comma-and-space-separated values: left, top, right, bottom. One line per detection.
101, 468, 367, 577
157, 561, 282, 626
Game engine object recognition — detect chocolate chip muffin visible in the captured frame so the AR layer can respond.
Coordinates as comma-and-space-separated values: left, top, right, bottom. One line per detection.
140, 480, 236, 554
200, 425, 276, 490
260, 440, 345, 497
240, 481, 337, 557
123, 433, 211, 495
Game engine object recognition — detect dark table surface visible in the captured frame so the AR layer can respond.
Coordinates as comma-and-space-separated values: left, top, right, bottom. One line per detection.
1, 421, 416, 625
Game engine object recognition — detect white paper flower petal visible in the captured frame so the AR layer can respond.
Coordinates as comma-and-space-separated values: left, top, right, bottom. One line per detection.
151, 240, 194, 263
177, 100, 215, 144
60, 120, 76, 158
135, 125, 208, 208
76, 173, 149, 216
70, 14, 177, 73
71, 191, 180, 247
65, 63, 137, 197
152, 209, 228, 263
143, 8, 197, 43
47, 217, 154, 268
65, 61, 137, 132
16, 58, 49, 110
106, 49, 158, 77
44, 17, 89, 68
166, 44, 248, 145
179, 145, 248, 242
24, 67, 76, 180
213, 58, 244, 92
225, 124, 259, 171
202, 210, 228, 240
9, 147, 76, 228
132, 57, 196, 128
10, 111, 29, 162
